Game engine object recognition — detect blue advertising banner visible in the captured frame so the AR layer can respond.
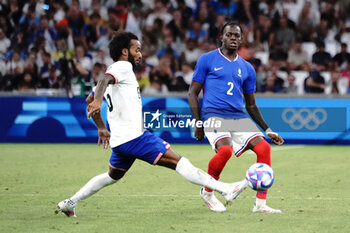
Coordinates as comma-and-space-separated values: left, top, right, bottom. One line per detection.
0, 96, 349, 144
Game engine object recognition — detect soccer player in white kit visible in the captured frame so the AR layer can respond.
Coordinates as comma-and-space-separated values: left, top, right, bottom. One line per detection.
57, 31, 248, 217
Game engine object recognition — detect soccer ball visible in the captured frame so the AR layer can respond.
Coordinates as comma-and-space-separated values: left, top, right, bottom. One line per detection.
245, 163, 275, 191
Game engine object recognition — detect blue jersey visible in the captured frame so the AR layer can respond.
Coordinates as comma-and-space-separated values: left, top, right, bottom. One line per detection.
192, 49, 256, 121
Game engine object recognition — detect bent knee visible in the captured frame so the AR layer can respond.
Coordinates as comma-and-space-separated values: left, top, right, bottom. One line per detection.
108, 166, 126, 180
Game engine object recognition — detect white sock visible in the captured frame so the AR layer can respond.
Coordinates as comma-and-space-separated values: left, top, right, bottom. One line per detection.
175, 157, 228, 194
70, 172, 117, 204
255, 198, 266, 207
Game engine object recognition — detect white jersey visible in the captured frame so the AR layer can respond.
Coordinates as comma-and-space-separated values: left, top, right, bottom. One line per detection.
103, 61, 143, 147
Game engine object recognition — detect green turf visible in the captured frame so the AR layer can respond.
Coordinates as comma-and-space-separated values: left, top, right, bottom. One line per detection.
0, 144, 349, 233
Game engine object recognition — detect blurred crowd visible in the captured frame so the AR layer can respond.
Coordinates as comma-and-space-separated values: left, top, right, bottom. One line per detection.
0, 0, 350, 96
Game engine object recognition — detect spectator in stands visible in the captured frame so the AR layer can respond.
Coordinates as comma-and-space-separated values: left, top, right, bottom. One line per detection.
67, 0, 85, 38
150, 56, 174, 91
17, 72, 36, 90
298, 0, 318, 42
23, 47, 39, 85
106, 8, 119, 29
332, 43, 350, 70
18, 3, 39, 38
283, 72, 298, 94
247, 46, 262, 71
174, 62, 193, 87
0, 29, 10, 57
211, 0, 238, 17
254, 14, 273, 51
266, 64, 284, 90
268, 42, 288, 69
304, 64, 325, 93
287, 41, 309, 71
135, 65, 150, 93
208, 14, 226, 45
260, 76, 281, 93
10, 30, 26, 53
145, 0, 173, 31
8, 0, 21, 30
90, 62, 105, 86
73, 44, 92, 78
5, 50, 24, 75
93, 24, 118, 51
87, 0, 109, 23
175, 0, 193, 30
92, 48, 113, 67
314, 18, 329, 43
0, 15, 14, 39
340, 20, 350, 49
330, 71, 341, 94
340, 62, 350, 93
156, 29, 180, 69
83, 13, 106, 50
181, 38, 203, 66
39, 51, 54, 79
312, 41, 332, 71
52, 0, 67, 23
271, 16, 295, 53
186, 20, 208, 46
35, 15, 57, 53
195, 2, 212, 33
142, 75, 169, 95
167, 9, 186, 42
42, 66, 61, 89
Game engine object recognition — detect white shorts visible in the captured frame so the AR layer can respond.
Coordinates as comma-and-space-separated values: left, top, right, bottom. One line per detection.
204, 117, 264, 157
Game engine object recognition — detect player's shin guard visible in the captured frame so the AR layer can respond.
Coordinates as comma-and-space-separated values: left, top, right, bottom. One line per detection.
70, 172, 117, 203
205, 145, 233, 192
175, 157, 228, 194
253, 140, 271, 201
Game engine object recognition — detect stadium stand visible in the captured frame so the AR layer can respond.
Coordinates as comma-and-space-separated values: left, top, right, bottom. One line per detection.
0, 0, 349, 96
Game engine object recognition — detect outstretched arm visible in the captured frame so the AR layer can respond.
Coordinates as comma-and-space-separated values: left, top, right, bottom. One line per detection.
244, 93, 284, 145
86, 74, 115, 148
188, 81, 204, 141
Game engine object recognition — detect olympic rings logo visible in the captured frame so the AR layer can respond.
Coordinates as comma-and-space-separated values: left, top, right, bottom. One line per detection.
282, 108, 327, 130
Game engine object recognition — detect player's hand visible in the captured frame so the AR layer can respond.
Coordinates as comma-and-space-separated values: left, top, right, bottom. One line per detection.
98, 128, 110, 149
195, 126, 204, 141
267, 132, 284, 145
87, 99, 102, 119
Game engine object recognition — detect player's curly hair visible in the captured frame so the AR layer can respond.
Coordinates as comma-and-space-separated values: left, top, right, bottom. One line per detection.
108, 31, 138, 62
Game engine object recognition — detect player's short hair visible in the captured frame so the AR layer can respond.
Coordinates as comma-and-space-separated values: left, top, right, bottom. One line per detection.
221, 22, 243, 36
109, 31, 138, 62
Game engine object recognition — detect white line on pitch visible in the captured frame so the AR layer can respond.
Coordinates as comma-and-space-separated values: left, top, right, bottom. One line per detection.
245, 145, 305, 154
1, 193, 349, 201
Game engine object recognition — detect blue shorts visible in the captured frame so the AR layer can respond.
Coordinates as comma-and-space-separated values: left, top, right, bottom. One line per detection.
109, 131, 170, 170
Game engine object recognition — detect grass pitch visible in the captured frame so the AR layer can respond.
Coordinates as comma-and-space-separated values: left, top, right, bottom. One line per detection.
0, 143, 349, 233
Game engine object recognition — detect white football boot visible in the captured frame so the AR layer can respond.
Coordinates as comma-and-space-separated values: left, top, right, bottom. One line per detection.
252, 203, 282, 214
221, 179, 248, 204
200, 187, 227, 212
57, 199, 77, 217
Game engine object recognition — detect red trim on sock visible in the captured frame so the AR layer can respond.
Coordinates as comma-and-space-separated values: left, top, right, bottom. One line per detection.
256, 191, 267, 199
205, 145, 233, 192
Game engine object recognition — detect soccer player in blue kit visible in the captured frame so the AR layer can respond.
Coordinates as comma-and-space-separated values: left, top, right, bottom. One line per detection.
57, 31, 247, 217
188, 22, 284, 213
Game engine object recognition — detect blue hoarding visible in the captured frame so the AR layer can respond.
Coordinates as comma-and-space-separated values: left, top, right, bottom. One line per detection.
0, 96, 349, 144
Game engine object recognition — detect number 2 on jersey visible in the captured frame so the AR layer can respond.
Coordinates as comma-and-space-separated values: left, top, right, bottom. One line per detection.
227, 82, 234, 95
